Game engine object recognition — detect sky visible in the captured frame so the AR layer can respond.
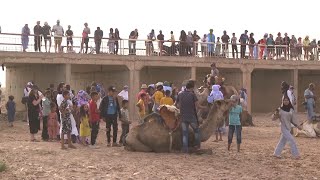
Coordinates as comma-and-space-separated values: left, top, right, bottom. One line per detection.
0, 0, 319, 87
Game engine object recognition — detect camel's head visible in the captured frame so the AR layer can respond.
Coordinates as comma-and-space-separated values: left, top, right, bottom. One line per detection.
272, 108, 280, 121
210, 100, 233, 124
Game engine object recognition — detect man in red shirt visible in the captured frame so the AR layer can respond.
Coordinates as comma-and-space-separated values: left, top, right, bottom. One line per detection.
89, 91, 100, 146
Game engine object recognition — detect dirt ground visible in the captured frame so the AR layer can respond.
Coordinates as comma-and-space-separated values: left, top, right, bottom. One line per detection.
0, 113, 319, 180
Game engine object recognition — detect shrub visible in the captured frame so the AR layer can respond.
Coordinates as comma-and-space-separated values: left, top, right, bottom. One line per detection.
0, 161, 6, 172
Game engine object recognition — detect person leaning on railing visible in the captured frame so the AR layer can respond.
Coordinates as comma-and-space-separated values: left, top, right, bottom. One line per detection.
129, 29, 138, 55
43, 22, 52, 53
33, 21, 43, 52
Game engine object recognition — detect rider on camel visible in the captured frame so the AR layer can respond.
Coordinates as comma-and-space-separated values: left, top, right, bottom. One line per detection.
210, 62, 220, 78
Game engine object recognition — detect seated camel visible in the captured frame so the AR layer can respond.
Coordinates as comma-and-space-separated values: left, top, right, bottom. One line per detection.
124, 100, 233, 153
295, 117, 320, 138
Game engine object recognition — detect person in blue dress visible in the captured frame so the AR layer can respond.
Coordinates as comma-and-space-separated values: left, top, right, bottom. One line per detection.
21, 24, 30, 52
6, 95, 16, 127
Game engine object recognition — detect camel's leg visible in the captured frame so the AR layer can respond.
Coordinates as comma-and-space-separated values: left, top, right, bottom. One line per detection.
125, 128, 152, 152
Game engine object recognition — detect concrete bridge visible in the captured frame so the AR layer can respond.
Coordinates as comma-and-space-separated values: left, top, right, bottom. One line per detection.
1, 51, 319, 119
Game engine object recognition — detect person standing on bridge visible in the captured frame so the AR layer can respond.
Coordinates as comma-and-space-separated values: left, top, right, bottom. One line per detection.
52, 20, 64, 53
94, 27, 103, 54
207, 29, 215, 57
21, 24, 30, 52
42, 22, 52, 53
114, 28, 121, 55
239, 30, 249, 58
65, 25, 74, 52
34, 21, 43, 52
129, 29, 138, 55
79, 23, 91, 54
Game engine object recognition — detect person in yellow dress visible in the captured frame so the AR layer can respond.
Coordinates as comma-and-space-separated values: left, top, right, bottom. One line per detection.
160, 90, 174, 106
136, 93, 147, 124
152, 85, 164, 112
80, 104, 91, 146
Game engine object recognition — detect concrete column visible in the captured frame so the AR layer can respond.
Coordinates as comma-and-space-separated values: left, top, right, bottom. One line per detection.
191, 66, 196, 80
128, 63, 142, 121
65, 64, 71, 84
241, 65, 253, 114
293, 69, 298, 110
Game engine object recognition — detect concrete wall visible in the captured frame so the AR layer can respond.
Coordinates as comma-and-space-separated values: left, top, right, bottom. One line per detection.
6, 64, 68, 111
140, 67, 191, 88
71, 65, 129, 93
298, 70, 320, 113
252, 69, 293, 113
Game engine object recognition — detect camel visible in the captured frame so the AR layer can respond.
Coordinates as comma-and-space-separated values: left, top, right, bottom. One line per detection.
205, 75, 238, 99
124, 100, 233, 153
202, 75, 254, 126
295, 117, 320, 138
272, 109, 320, 138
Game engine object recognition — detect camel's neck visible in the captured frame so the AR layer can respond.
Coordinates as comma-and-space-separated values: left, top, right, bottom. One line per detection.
199, 106, 221, 142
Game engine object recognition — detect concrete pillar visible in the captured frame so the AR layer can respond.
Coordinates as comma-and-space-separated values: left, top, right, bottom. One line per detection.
128, 63, 142, 121
293, 69, 298, 110
65, 64, 71, 84
241, 65, 253, 114
191, 66, 196, 80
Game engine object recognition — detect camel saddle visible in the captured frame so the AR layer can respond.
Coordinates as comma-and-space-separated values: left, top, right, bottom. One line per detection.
159, 105, 181, 131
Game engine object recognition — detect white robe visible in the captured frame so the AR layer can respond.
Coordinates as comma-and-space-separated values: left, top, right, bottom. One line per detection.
57, 94, 79, 137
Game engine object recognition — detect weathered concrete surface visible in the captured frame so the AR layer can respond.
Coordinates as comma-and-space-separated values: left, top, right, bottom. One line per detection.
71, 65, 129, 93
5, 64, 69, 111
251, 69, 293, 113
2, 52, 320, 115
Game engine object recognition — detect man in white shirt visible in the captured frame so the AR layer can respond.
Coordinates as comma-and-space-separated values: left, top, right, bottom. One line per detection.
118, 85, 129, 101
52, 20, 64, 53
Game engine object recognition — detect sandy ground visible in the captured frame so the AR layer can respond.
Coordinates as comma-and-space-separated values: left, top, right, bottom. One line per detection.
0, 113, 320, 180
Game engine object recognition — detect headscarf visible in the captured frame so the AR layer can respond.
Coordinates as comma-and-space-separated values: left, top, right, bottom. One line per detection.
207, 85, 224, 103
77, 90, 90, 107
280, 97, 293, 112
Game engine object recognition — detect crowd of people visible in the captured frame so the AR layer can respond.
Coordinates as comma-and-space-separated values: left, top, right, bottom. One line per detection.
1, 63, 247, 153
14, 20, 320, 60
1, 66, 318, 157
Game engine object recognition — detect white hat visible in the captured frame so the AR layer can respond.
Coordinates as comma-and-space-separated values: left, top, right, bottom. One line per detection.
156, 82, 163, 87
141, 84, 148, 89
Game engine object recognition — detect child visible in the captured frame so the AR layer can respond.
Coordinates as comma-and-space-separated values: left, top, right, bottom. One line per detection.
136, 93, 147, 124
42, 90, 51, 141
6, 95, 15, 127
48, 103, 59, 141
160, 90, 174, 106
60, 90, 76, 149
215, 37, 221, 56
89, 91, 100, 146
272, 97, 301, 159
228, 95, 243, 152
79, 104, 91, 146
152, 85, 164, 113
207, 85, 224, 142
119, 100, 131, 145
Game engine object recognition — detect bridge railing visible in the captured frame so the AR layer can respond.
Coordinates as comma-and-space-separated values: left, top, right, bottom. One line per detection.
0, 33, 318, 61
